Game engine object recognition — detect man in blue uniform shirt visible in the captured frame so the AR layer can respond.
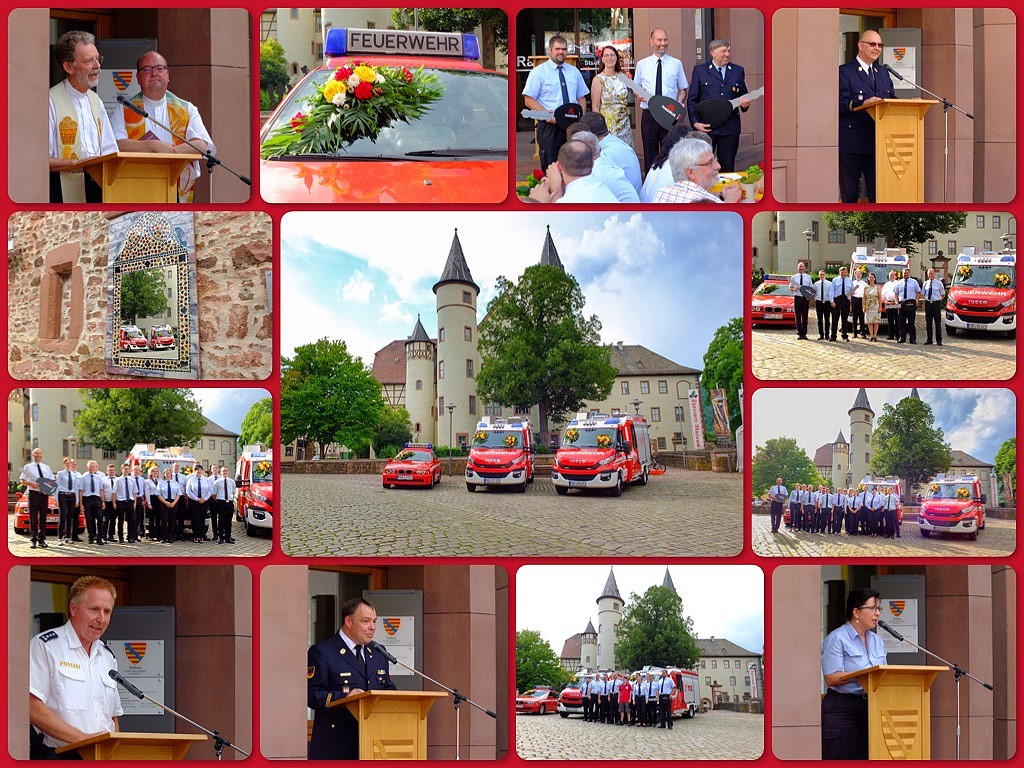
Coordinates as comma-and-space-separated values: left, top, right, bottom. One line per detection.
688, 39, 751, 172
522, 35, 589, 171
308, 597, 397, 760
838, 29, 895, 202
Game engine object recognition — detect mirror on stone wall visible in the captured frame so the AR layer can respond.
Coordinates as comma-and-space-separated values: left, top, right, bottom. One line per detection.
106, 211, 199, 378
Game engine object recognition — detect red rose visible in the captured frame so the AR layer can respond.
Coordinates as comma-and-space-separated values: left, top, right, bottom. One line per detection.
403, 67, 413, 83
354, 81, 374, 100
290, 112, 306, 131
532, 169, 544, 180
334, 66, 353, 81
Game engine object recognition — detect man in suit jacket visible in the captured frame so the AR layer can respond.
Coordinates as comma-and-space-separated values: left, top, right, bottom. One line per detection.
838, 29, 895, 202
688, 39, 751, 172
308, 598, 397, 760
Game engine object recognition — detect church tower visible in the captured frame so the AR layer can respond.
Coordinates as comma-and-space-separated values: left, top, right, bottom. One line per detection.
832, 431, 849, 487
579, 620, 598, 670
404, 315, 436, 444
538, 225, 565, 271
433, 229, 481, 448
596, 568, 623, 670
848, 388, 875, 484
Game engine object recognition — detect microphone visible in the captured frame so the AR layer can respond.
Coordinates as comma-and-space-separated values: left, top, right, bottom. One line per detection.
108, 669, 145, 699
369, 641, 398, 664
882, 63, 904, 82
116, 93, 150, 118
876, 619, 904, 642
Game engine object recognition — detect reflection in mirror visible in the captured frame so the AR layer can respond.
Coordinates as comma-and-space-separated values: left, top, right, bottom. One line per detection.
106, 211, 199, 378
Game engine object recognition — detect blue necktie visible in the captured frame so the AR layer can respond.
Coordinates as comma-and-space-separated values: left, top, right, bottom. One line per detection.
557, 65, 570, 105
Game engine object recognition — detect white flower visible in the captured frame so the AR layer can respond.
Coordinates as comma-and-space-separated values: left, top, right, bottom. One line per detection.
375, 73, 385, 84
347, 74, 361, 88
331, 92, 347, 106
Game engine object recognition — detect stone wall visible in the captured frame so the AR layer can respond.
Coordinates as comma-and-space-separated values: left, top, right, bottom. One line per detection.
8, 211, 272, 380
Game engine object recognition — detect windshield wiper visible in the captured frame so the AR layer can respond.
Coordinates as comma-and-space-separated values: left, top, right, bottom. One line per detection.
404, 148, 507, 157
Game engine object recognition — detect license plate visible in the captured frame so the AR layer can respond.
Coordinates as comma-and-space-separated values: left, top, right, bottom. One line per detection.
395, 476, 414, 481
765, 313, 782, 320
568, 481, 588, 488
965, 323, 987, 330
483, 478, 500, 484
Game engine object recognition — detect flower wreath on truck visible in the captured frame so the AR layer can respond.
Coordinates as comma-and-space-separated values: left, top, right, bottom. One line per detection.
261, 61, 444, 158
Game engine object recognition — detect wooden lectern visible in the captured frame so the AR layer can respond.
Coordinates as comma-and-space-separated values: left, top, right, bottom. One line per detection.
55, 732, 207, 760
64, 152, 202, 203
854, 98, 938, 203
839, 664, 948, 760
333, 689, 447, 760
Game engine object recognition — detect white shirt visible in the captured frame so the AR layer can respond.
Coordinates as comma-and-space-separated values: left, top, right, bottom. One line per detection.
522, 58, 589, 111
922, 279, 944, 301
813, 279, 834, 302
881, 279, 899, 303
29, 621, 123, 748
186, 474, 212, 501
556, 175, 618, 204
598, 134, 642, 193
20, 461, 55, 485
789, 272, 811, 291
56, 469, 81, 494
852, 278, 867, 298
113, 475, 138, 502
635, 54, 688, 108
78, 472, 111, 499
48, 80, 119, 160
213, 476, 236, 502
640, 161, 674, 202
591, 154, 640, 202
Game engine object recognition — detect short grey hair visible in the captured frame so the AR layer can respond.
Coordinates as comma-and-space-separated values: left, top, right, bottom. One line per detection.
568, 130, 600, 158
708, 38, 731, 52
667, 138, 713, 182
54, 30, 96, 65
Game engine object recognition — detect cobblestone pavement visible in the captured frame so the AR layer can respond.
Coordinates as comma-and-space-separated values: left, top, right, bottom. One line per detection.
8, 515, 272, 558
515, 709, 764, 760
281, 470, 743, 558
750, 324, 1015, 381
751, 513, 1015, 557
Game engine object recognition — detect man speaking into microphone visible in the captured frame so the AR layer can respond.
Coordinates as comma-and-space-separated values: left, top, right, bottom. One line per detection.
29, 576, 123, 759
307, 598, 397, 760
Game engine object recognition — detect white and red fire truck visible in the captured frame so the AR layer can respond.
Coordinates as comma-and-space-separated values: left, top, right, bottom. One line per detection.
945, 247, 1016, 338
235, 446, 273, 536
118, 325, 149, 352
465, 417, 534, 492
125, 444, 197, 475
919, 474, 986, 540
147, 324, 175, 350
552, 412, 652, 496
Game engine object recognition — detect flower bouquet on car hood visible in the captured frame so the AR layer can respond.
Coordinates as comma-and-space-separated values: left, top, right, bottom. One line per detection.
261, 60, 444, 158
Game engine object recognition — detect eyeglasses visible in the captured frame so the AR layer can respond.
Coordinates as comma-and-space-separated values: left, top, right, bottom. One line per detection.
861, 41, 883, 48
78, 55, 104, 66
138, 65, 169, 75
857, 604, 882, 612
696, 156, 719, 168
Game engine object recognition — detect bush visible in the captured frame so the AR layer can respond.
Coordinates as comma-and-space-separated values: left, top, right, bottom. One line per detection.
379, 445, 398, 460
433, 445, 466, 457
259, 89, 276, 111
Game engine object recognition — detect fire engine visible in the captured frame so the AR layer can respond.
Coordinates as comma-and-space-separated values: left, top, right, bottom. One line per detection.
552, 412, 652, 496
465, 417, 534, 492
945, 247, 1016, 338
919, 474, 986, 540
235, 446, 273, 536
850, 246, 910, 285
118, 325, 149, 352
147, 324, 175, 350
639, 666, 701, 719
859, 476, 904, 532
125, 444, 198, 475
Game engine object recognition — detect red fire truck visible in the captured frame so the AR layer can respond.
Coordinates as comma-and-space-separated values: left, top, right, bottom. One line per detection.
552, 412, 653, 496
235, 446, 273, 536
465, 417, 534, 492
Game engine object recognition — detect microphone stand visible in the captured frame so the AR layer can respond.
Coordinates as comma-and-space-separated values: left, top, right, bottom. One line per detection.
876, 620, 993, 760
115, 95, 252, 199
109, 673, 250, 760
882, 64, 973, 203
372, 643, 496, 760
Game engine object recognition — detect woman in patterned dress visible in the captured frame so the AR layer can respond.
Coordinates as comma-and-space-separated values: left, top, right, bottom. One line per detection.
590, 46, 632, 146
863, 271, 883, 341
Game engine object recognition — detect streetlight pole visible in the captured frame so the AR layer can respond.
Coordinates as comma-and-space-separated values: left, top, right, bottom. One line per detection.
446, 404, 456, 477
630, 398, 642, 416
802, 227, 813, 271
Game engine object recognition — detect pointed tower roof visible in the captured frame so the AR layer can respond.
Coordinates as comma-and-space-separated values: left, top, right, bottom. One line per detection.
848, 388, 874, 417
662, 568, 677, 593
583, 619, 596, 635
834, 431, 847, 445
910, 388, 921, 400
597, 568, 622, 603
538, 225, 565, 271
432, 228, 479, 294
407, 314, 431, 343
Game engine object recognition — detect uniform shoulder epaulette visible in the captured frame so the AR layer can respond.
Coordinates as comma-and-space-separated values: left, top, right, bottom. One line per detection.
39, 630, 59, 643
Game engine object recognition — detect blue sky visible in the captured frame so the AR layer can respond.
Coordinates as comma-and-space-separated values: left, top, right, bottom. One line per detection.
280, 212, 743, 372
193, 388, 270, 436
752, 388, 1015, 466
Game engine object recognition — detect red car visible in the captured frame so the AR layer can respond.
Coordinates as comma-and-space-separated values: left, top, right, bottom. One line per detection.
14, 493, 85, 536
260, 27, 508, 204
751, 275, 799, 327
382, 444, 442, 489
516, 687, 558, 715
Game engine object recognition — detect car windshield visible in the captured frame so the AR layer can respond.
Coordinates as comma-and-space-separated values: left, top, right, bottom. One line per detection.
125, 328, 145, 339
929, 483, 975, 499
754, 281, 799, 297
523, 689, 550, 698
392, 449, 433, 462
264, 68, 507, 158
472, 429, 522, 448
952, 264, 1015, 288
854, 263, 897, 284
561, 426, 618, 449
252, 461, 273, 482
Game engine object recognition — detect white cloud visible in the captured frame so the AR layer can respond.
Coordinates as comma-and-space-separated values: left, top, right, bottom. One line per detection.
339, 270, 374, 304
943, 389, 1015, 459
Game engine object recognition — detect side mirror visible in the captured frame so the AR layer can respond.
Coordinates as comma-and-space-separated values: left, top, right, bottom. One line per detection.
620, 441, 632, 453
980, 493, 987, 504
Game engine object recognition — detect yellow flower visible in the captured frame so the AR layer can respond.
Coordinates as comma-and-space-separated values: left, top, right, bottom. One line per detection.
354, 65, 377, 83
322, 79, 347, 103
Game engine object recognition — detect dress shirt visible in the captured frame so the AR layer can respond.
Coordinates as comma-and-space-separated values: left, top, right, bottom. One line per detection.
56, 469, 81, 494
20, 461, 55, 485
635, 54, 688, 107
214, 477, 236, 502
598, 134, 642, 193
897, 277, 922, 300
813, 279, 834, 302
78, 472, 110, 498
557, 175, 619, 204
769, 484, 788, 499
185, 474, 212, 501
831, 276, 853, 298
591, 154, 640, 202
881, 279, 899, 303
114, 476, 137, 502
790, 272, 811, 291
522, 58, 589, 111
922, 279, 944, 301
852, 279, 867, 298
821, 622, 887, 694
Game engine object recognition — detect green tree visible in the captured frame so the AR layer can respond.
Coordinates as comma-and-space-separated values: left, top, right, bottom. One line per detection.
239, 398, 273, 448
516, 630, 564, 692
476, 265, 616, 447
75, 388, 206, 452
871, 396, 951, 489
702, 318, 743, 437
994, 437, 1015, 505
260, 39, 290, 106
822, 212, 967, 255
391, 8, 508, 69
372, 407, 413, 457
751, 437, 823, 495
119, 268, 167, 325
281, 338, 386, 458
615, 585, 699, 671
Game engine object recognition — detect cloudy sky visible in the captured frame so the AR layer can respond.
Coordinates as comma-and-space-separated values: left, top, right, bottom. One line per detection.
193, 388, 270, 435
280, 212, 743, 372
752, 387, 1015, 467
516, 565, 764, 658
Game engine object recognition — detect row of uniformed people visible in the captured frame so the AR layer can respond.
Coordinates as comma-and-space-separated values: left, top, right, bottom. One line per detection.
781, 483, 901, 538
578, 671, 678, 727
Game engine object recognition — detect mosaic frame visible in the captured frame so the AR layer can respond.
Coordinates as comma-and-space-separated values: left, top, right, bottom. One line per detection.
105, 211, 200, 379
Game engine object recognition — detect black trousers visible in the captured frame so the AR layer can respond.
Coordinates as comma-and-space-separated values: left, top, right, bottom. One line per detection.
802, 505, 815, 531
924, 300, 943, 342
113, 499, 133, 541
815, 301, 832, 338
710, 132, 740, 173
57, 493, 78, 539
822, 689, 868, 759
831, 506, 844, 534
582, 693, 593, 720
899, 301, 918, 342
640, 109, 668, 174
535, 120, 567, 172
885, 305, 901, 339
28, 489, 49, 543
215, 499, 234, 540
770, 501, 783, 531
104, 500, 117, 539
845, 509, 858, 535
794, 296, 809, 338
831, 295, 850, 339
839, 152, 875, 203
850, 297, 865, 336
787, 502, 798, 528
658, 694, 673, 727
636, 697, 646, 725
812, 507, 825, 533
190, 498, 209, 538
588, 693, 600, 721
83, 496, 104, 542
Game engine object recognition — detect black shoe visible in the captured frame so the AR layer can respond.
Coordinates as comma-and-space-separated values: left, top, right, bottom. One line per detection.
818, 335, 825, 340
30, 541, 37, 549
39, 540, 48, 548
897, 339, 905, 343
924, 340, 933, 345
97, 539, 105, 545
72, 536, 83, 542
936, 341, 943, 346
225, 537, 236, 544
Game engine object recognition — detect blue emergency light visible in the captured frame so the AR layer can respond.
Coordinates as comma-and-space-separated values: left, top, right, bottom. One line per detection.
325, 27, 479, 60
1000, 255, 1015, 262
892, 255, 908, 263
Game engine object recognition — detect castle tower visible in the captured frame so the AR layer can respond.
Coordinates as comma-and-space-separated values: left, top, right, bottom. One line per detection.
579, 620, 598, 670
832, 431, 850, 487
848, 388, 875, 484
596, 567, 623, 670
433, 229, 480, 448
404, 315, 436, 445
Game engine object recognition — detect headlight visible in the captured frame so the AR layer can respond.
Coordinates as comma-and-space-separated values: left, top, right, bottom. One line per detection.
251, 492, 270, 504
596, 456, 616, 467
1000, 298, 1015, 308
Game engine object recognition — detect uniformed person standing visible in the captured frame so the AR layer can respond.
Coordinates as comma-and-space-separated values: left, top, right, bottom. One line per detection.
830, 268, 854, 341
581, 676, 593, 721
845, 489, 860, 535
655, 669, 675, 728
170, 463, 188, 541
155, 468, 181, 544
882, 488, 900, 539
645, 672, 659, 726
131, 466, 148, 541
308, 597, 397, 760
787, 484, 801, 530
800, 484, 815, 533
868, 488, 885, 536
213, 467, 237, 544
687, 39, 751, 172
831, 488, 846, 535
111, 464, 138, 544
635, 673, 648, 726
588, 673, 603, 722
896, 267, 923, 344
20, 448, 55, 549
29, 576, 122, 759
767, 478, 787, 533
606, 672, 620, 724
921, 268, 945, 346
77, 461, 109, 545
55, 457, 81, 546
812, 270, 834, 340
185, 465, 212, 543
789, 262, 812, 340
